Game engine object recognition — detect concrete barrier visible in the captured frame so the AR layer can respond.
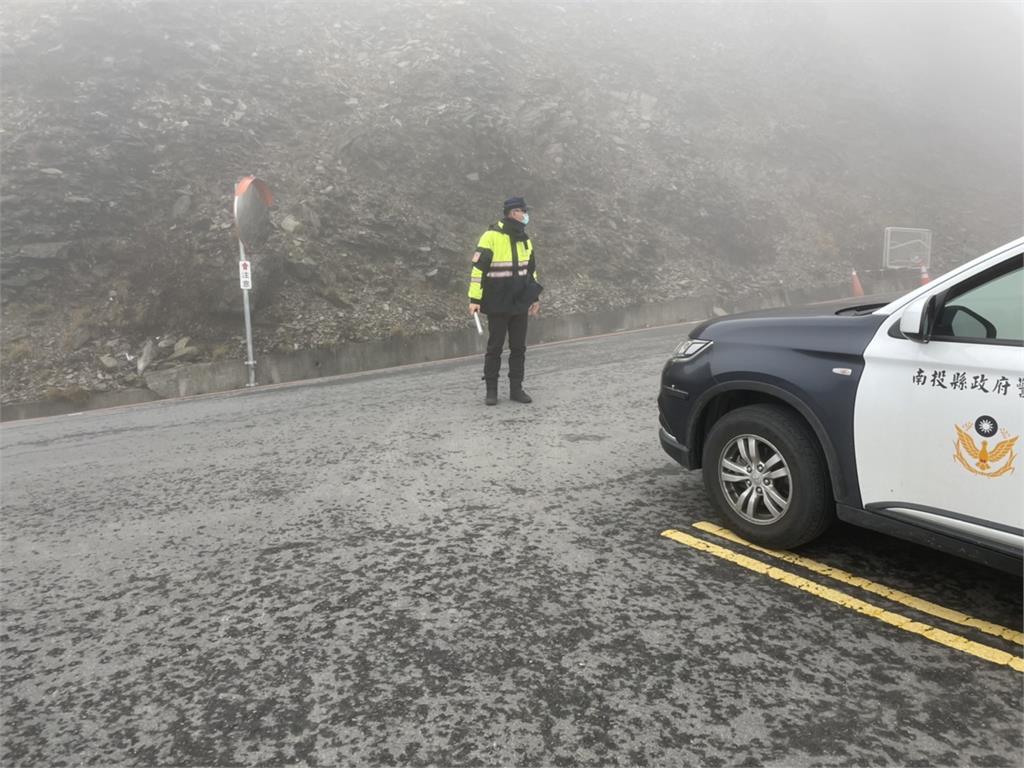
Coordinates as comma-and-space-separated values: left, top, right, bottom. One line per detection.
0, 388, 160, 422
1, 276, 917, 422
145, 360, 250, 400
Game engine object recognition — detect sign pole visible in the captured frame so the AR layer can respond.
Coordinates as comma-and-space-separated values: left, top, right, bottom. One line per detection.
233, 175, 272, 389
238, 240, 257, 387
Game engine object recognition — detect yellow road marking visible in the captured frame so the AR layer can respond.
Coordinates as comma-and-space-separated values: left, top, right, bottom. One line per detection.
661, 528, 1024, 673
692, 521, 1024, 646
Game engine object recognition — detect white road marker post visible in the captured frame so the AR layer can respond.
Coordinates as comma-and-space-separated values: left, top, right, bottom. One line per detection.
236, 243, 257, 387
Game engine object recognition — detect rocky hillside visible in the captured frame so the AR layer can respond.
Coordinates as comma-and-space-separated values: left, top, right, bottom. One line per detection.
1, 1, 1020, 405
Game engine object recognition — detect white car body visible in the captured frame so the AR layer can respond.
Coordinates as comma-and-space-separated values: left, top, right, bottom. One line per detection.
856, 237, 1023, 559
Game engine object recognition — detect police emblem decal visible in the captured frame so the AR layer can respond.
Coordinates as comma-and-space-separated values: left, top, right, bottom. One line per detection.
975, 415, 998, 438
954, 417, 1018, 477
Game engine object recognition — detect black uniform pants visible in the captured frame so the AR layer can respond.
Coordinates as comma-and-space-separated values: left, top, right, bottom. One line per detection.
484, 312, 528, 384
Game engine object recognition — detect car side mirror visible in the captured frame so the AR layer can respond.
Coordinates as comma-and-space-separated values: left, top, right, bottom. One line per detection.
899, 296, 935, 343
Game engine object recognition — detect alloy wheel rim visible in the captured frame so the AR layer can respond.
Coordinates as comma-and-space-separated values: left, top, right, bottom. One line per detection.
718, 434, 792, 525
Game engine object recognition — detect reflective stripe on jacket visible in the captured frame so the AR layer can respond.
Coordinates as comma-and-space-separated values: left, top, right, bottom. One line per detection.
467, 221, 540, 314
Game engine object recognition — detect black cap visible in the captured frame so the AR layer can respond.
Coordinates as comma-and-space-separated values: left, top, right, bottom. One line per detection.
503, 196, 528, 214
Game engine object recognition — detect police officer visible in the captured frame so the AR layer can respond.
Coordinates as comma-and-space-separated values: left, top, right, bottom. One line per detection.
468, 196, 542, 405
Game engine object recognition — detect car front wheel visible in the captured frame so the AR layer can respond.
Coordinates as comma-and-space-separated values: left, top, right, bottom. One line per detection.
701, 404, 833, 549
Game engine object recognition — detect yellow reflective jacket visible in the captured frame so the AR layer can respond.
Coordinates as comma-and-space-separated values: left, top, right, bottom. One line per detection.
467, 221, 541, 314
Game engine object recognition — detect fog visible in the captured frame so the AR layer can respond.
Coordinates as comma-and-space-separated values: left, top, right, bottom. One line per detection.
1, 0, 1021, 403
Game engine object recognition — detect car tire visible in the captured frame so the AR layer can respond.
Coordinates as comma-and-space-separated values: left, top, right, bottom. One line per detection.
701, 404, 833, 549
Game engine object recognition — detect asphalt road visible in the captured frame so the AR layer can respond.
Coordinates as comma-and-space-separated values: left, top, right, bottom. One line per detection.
2, 323, 1021, 767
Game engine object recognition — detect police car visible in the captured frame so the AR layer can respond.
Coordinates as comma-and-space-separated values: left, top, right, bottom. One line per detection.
658, 236, 1023, 572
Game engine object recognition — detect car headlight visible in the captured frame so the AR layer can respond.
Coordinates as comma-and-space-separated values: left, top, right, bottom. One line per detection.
671, 339, 713, 360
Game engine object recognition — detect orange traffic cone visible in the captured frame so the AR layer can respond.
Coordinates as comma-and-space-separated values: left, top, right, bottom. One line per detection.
851, 268, 865, 297
919, 265, 931, 285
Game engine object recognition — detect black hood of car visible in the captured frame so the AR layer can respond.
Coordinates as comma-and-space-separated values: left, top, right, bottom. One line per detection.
689, 294, 899, 352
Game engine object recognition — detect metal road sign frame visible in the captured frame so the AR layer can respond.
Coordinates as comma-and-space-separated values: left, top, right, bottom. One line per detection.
883, 227, 932, 270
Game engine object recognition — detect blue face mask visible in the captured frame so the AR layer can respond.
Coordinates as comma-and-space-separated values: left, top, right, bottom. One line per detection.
522, 213, 530, 226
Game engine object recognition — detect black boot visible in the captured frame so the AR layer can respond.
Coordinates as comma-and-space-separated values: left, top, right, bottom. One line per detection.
509, 384, 532, 404
485, 380, 498, 406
